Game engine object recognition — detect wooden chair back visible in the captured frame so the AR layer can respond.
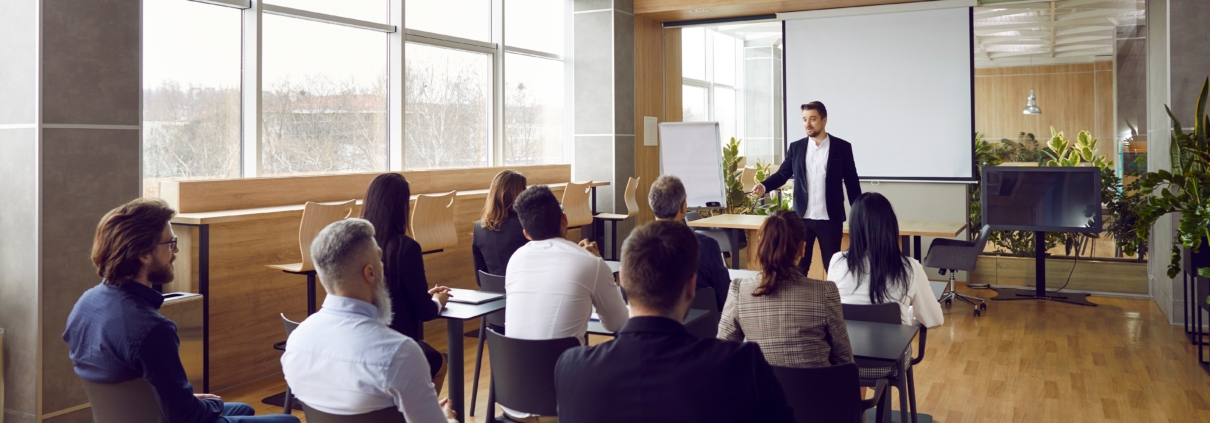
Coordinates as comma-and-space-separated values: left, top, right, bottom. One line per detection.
741, 167, 758, 192
561, 181, 594, 228
620, 176, 640, 218
81, 378, 166, 423
298, 200, 355, 272
410, 191, 458, 252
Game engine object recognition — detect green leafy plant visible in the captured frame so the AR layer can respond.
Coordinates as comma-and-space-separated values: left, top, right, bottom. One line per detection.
969, 134, 1002, 237
1131, 78, 1210, 279
751, 159, 792, 215
975, 128, 1145, 258
721, 137, 754, 215
995, 132, 1044, 163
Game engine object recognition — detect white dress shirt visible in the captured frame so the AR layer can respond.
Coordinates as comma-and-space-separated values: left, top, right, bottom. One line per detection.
504, 238, 629, 343
827, 253, 944, 328
282, 295, 450, 423
804, 135, 831, 220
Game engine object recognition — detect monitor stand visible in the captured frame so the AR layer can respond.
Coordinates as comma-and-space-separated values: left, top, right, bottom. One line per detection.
991, 231, 1097, 306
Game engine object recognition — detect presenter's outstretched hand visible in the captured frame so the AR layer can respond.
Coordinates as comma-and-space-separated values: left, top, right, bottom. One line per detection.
751, 183, 766, 197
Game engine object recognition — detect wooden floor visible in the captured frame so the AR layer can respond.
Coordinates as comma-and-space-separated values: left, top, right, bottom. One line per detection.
217, 283, 1210, 422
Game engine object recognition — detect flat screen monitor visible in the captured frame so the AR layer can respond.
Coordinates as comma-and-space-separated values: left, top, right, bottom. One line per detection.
981, 166, 1103, 233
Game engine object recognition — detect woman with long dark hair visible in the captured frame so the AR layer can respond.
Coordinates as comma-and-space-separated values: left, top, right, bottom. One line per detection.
717, 209, 853, 368
360, 173, 451, 391
828, 192, 943, 328
472, 170, 529, 278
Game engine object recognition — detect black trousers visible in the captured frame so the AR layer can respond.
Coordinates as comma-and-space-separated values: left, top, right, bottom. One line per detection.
799, 218, 843, 276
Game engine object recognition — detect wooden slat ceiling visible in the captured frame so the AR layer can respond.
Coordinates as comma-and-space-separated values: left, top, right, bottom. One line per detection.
974, 0, 1145, 67
634, 0, 931, 23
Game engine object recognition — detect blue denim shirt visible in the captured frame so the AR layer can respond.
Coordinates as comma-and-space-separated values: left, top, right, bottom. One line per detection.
63, 282, 222, 423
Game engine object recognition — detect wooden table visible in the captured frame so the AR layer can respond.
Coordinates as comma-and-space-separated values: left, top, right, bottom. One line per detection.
169, 181, 606, 392
687, 214, 967, 275
586, 309, 710, 336
439, 298, 507, 423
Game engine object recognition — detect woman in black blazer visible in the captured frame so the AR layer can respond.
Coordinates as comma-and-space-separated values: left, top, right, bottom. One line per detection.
360, 173, 451, 390
472, 170, 529, 278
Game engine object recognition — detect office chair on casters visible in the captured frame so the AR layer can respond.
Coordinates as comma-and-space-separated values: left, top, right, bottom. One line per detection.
923, 224, 991, 317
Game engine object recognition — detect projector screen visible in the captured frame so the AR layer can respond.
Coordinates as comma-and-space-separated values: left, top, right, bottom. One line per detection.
783, 7, 974, 180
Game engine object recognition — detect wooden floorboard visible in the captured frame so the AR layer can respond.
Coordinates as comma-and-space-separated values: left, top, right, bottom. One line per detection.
217, 284, 1210, 423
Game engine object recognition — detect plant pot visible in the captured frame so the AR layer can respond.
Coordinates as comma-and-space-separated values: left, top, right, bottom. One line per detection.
1183, 237, 1210, 273
969, 254, 1148, 295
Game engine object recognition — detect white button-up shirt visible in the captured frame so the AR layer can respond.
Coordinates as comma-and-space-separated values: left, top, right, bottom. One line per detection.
504, 238, 629, 343
804, 135, 831, 220
502, 237, 629, 418
282, 295, 450, 423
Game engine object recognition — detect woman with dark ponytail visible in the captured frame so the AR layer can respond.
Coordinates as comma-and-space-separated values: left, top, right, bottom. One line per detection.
717, 210, 853, 368
828, 192, 943, 328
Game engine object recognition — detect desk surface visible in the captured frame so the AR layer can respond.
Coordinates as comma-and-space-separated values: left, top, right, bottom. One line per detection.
587, 309, 709, 336
172, 181, 610, 225
439, 298, 506, 320
846, 320, 919, 363
688, 214, 967, 237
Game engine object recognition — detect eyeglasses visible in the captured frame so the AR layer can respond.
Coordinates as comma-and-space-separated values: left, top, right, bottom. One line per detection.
158, 237, 179, 252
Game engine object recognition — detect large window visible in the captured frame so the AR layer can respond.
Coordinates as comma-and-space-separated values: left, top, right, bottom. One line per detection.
141, 0, 570, 194
681, 23, 783, 166
262, 13, 388, 175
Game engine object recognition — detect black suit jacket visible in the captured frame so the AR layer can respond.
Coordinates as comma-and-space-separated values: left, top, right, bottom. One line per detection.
554, 317, 795, 423
761, 135, 861, 222
695, 233, 732, 311
471, 212, 529, 277
383, 235, 440, 339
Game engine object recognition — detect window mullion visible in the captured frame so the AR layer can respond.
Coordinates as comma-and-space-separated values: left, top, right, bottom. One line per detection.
492, 0, 505, 166
388, 0, 405, 171
241, 0, 263, 177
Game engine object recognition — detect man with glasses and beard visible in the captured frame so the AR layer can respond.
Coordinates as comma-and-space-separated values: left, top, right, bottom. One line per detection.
64, 198, 298, 423
281, 219, 458, 423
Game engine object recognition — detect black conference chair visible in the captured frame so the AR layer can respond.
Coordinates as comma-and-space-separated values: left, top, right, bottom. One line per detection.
271, 313, 303, 413
771, 363, 887, 423
81, 378, 166, 423
842, 303, 928, 423
685, 286, 721, 339
485, 328, 579, 422
470, 270, 508, 416
302, 404, 405, 423
923, 224, 991, 316
686, 211, 745, 262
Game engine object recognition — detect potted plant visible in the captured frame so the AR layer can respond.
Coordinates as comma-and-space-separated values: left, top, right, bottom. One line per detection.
1132, 78, 1210, 285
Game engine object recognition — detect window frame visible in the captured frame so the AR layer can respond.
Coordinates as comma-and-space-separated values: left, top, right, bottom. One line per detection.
163, 0, 569, 180
682, 28, 743, 139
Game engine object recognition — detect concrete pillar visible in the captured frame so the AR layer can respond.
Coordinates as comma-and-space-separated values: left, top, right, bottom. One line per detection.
573, 0, 636, 248
0, 0, 142, 422
1148, 0, 1210, 324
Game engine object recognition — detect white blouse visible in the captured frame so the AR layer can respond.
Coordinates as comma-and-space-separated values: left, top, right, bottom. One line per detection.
827, 253, 944, 328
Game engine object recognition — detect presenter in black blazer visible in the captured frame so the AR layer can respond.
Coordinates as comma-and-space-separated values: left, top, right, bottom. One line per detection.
753, 101, 861, 275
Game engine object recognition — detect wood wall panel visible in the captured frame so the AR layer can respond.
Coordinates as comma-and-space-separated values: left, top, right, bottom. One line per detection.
188, 183, 583, 390
634, 0, 926, 23
976, 64, 1115, 160
664, 28, 682, 123
634, 16, 664, 226
162, 165, 571, 214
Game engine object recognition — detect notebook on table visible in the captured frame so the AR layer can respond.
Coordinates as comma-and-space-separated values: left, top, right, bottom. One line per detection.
446, 288, 504, 305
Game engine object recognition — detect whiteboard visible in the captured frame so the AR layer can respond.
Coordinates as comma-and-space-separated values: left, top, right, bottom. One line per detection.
658, 122, 726, 208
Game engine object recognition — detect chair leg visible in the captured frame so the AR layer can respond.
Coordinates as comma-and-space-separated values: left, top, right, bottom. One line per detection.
470, 319, 487, 416
897, 376, 909, 423
875, 382, 888, 423
282, 387, 294, 414
611, 221, 618, 261
907, 367, 918, 423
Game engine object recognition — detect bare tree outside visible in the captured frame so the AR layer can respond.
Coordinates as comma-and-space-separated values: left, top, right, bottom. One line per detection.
405, 43, 491, 169
262, 76, 388, 175
142, 82, 241, 197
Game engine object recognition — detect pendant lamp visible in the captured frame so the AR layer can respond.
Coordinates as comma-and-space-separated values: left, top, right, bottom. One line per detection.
1023, 57, 1042, 115
1022, 90, 1042, 115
